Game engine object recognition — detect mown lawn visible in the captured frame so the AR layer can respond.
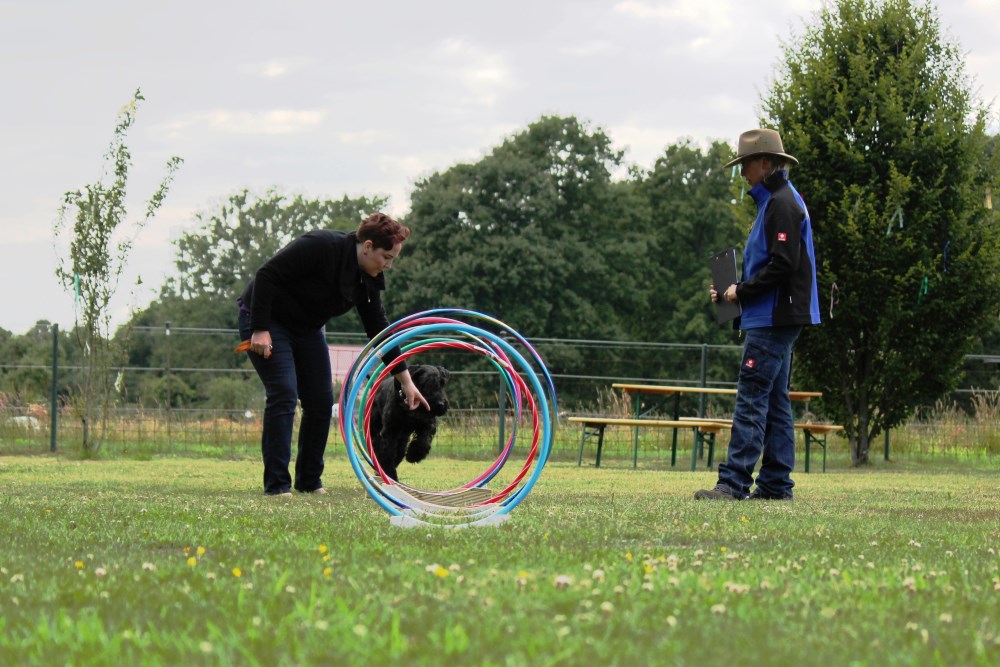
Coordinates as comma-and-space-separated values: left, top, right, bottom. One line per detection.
0, 455, 997, 666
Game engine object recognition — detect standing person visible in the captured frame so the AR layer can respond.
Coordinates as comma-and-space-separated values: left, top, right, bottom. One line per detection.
238, 212, 429, 496
695, 129, 821, 501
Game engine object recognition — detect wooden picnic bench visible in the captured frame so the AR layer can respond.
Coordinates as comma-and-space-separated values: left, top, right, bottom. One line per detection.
612, 383, 823, 467
678, 417, 844, 472
568, 417, 728, 471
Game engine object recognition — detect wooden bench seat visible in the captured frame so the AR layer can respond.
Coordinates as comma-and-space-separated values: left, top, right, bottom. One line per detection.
567, 417, 727, 471
677, 417, 843, 472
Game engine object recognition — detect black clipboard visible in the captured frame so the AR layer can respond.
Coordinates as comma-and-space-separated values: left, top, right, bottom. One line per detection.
710, 247, 741, 324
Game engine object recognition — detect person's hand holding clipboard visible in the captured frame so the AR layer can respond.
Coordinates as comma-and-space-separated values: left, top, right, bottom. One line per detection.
710, 247, 741, 324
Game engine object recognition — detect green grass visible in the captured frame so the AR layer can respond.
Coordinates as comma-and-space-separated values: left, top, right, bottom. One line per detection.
0, 455, 998, 666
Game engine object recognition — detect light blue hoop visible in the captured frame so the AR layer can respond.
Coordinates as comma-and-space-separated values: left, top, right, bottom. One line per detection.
339, 309, 556, 527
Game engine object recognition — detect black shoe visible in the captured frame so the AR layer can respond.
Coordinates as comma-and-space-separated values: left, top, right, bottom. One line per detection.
694, 485, 743, 501
748, 491, 793, 501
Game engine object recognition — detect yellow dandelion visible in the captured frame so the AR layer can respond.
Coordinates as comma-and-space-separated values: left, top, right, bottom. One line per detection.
74, 561, 84, 569
740, 516, 749, 522
183, 546, 191, 555
232, 568, 242, 578
323, 567, 333, 577
625, 552, 634, 563
318, 544, 329, 554
196, 546, 206, 557
433, 565, 449, 578
518, 570, 530, 579
720, 546, 728, 553
187, 557, 197, 567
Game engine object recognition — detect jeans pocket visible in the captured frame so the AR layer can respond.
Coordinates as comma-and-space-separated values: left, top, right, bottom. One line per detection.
738, 339, 780, 399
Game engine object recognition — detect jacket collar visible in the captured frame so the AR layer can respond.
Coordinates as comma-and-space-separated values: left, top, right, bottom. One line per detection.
749, 169, 789, 206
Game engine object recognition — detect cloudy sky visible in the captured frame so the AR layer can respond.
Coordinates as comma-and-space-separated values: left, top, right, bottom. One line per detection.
2, 0, 998, 335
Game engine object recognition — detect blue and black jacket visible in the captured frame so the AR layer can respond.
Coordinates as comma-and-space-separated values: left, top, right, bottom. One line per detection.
735, 170, 821, 330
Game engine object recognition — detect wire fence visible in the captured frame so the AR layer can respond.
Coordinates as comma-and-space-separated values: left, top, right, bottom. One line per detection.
0, 325, 997, 464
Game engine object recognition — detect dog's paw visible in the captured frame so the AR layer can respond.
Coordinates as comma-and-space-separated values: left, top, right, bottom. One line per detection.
405, 439, 431, 463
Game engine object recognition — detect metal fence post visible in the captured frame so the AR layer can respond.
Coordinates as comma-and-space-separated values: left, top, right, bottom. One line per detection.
50, 323, 58, 453
165, 321, 172, 439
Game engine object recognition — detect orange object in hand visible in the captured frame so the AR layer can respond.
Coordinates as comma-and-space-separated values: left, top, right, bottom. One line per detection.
235, 340, 252, 353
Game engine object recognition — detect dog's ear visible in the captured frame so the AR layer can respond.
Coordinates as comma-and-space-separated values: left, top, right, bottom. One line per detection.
437, 366, 451, 384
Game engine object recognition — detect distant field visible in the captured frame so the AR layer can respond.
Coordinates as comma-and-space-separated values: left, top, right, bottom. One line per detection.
0, 455, 997, 666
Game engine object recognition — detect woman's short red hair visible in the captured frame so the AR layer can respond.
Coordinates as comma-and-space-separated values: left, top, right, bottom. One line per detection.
357, 212, 410, 250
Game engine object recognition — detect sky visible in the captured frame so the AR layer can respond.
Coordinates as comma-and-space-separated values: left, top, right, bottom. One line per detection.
2, 0, 999, 336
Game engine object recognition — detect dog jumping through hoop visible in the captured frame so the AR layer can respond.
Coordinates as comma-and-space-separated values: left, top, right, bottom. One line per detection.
369, 364, 451, 482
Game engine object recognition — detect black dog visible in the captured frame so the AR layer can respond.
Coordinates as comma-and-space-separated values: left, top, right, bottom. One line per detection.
369, 364, 450, 482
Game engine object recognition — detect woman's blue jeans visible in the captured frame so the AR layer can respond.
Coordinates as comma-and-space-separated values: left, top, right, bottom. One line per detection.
239, 311, 333, 495
717, 326, 802, 498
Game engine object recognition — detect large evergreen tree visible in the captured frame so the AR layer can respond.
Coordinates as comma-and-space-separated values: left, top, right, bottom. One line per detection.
763, 0, 1000, 463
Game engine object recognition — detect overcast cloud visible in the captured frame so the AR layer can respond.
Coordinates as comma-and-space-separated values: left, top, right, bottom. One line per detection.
2, 0, 998, 334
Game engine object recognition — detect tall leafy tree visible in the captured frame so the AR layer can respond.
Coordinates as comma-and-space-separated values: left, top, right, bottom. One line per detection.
391, 116, 652, 398
394, 115, 650, 340
636, 139, 746, 344
763, 0, 1000, 463
53, 89, 182, 453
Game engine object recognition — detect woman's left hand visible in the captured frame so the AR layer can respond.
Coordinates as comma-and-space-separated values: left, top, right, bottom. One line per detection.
396, 371, 431, 411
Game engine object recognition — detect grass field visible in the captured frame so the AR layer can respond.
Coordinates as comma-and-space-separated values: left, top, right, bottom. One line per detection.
0, 455, 998, 666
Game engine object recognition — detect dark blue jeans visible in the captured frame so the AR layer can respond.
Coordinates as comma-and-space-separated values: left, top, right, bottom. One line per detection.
717, 326, 802, 498
239, 311, 333, 494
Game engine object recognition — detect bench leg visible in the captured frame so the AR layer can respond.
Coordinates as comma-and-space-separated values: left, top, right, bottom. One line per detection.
802, 430, 827, 473
595, 427, 605, 468
705, 431, 716, 469
804, 430, 811, 473
578, 424, 607, 468
690, 428, 700, 472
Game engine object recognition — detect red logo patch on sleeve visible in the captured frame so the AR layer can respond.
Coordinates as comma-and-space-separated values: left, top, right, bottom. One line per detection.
745, 358, 756, 369
777, 232, 787, 242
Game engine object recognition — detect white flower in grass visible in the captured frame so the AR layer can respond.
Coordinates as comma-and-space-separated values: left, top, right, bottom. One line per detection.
285, 585, 296, 594
666, 615, 677, 628
642, 582, 655, 592
95, 567, 107, 578
592, 569, 605, 582
353, 625, 368, 637
10, 574, 24, 583
829, 568, 840, 578
315, 620, 329, 631
724, 581, 750, 594
939, 613, 952, 624
908, 540, 922, 548
142, 562, 155, 572
557, 626, 571, 639
554, 575, 573, 589
199, 642, 213, 654
902, 577, 917, 591
711, 603, 726, 615
600, 601, 614, 616
906, 622, 919, 631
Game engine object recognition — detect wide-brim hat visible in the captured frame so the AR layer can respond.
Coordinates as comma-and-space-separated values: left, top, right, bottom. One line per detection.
723, 128, 799, 168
